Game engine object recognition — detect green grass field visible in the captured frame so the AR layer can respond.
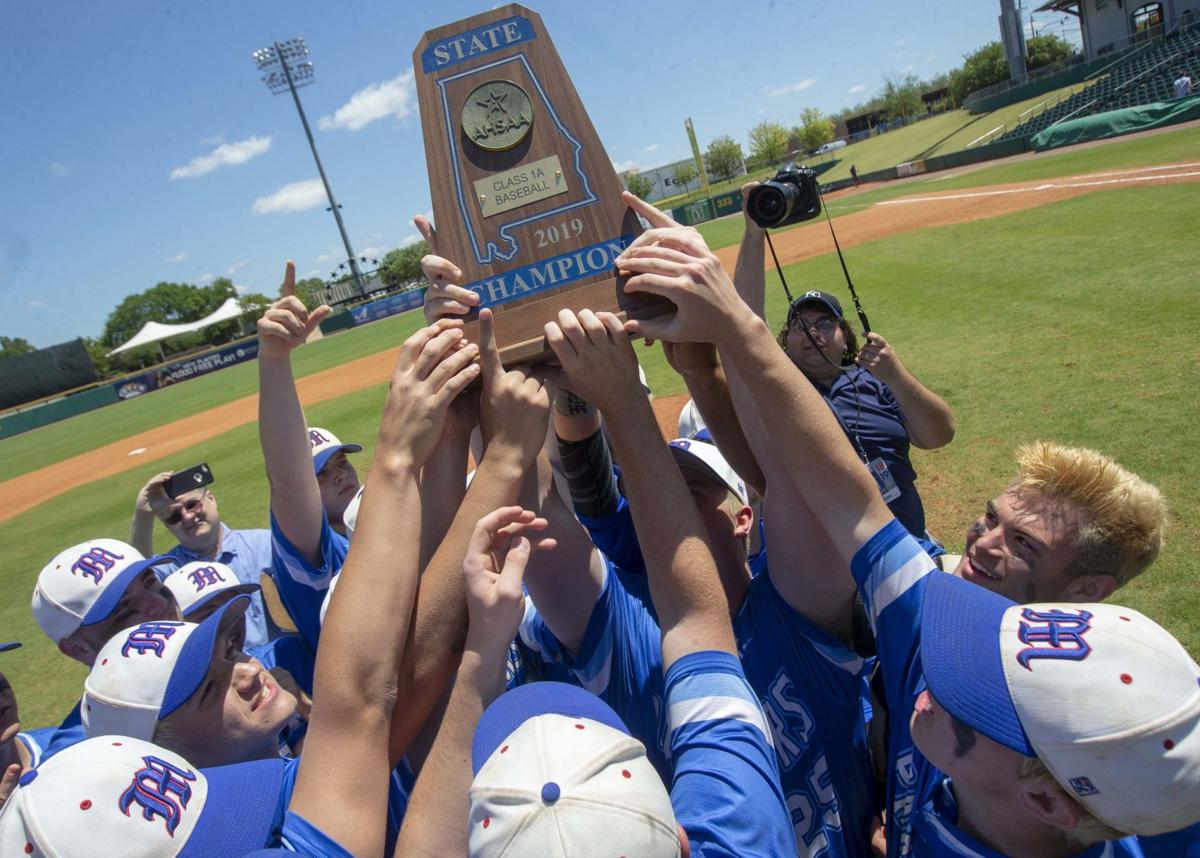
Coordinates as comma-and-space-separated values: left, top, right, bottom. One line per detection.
694, 123, 1200, 251
3, 139, 1198, 728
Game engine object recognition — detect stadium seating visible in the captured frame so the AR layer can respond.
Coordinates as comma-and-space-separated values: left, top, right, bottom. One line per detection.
997, 22, 1200, 143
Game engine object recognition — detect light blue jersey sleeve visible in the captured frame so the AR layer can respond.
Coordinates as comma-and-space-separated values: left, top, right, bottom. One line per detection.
268, 511, 348, 651
576, 472, 647, 577
851, 519, 941, 857
666, 650, 795, 857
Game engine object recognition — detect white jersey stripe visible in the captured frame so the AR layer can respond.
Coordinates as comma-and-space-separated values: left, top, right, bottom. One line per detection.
668, 694, 775, 748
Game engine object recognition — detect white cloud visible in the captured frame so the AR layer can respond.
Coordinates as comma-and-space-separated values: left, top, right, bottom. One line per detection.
252, 179, 326, 215
198, 133, 224, 147
49, 162, 69, 178
315, 246, 343, 265
901, 64, 914, 73
27, 299, 45, 308
318, 71, 415, 132
166, 251, 189, 263
170, 135, 272, 180
764, 78, 817, 97
398, 234, 421, 247
198, 272, 214, 283
923, 53, 936, 64
894, 37, 906, 47
848, 84, 867, 95
612, 159, 640, 174
305, 268, 321, 277
226, 260, 248, 275
642, 143, 660, 153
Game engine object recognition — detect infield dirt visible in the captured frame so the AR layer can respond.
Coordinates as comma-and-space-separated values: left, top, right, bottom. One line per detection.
3, 162, 1197, 523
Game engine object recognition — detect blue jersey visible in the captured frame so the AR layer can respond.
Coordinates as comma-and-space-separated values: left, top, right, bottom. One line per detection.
277, 810, 354, 856
269, 511, 348, 651
1139, 823, 1200, 857
852, 521, 1147, 858
578, 491, 646, 577
38, 701, 85, 763
278, 752, 413, 849
528, 557, 877, 856
666, 650, 794, 857
735, 570, 878, 857
250, 632, 316, 697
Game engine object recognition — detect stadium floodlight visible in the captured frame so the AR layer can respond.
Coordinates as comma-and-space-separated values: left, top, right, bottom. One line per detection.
252, 37, 365, 295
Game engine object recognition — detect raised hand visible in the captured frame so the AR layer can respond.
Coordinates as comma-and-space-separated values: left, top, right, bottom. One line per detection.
257, 261, 332, 360
135, 471, 174, 517
378, 319, 480, 467
855, 333, 902, 384
614, 197, 753, 346
543, 309, 641, 414
415, 215, 480, 323
477, 309, 550, 464
663, 340, 720, 379
462, 506, 554, 655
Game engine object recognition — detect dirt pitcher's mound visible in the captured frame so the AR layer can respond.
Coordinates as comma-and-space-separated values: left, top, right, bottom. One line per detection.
2, 162, 1197, 523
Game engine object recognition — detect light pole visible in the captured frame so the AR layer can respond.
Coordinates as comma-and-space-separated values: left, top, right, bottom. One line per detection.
252, 38, 366, 295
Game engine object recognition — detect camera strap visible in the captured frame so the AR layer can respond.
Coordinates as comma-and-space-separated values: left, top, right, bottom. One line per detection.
764, 182, 872, 335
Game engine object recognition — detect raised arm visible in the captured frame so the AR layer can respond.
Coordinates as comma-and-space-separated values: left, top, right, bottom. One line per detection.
396, 506, 551, 858
732, 182, 768, 319
289, 320, 477, 856
856, 332, 955, 449
256, 262, 332, 565
130, 471, 173, 555
546, 309, 736, 669
616, 196, 892, 564
386, 309, 550, 763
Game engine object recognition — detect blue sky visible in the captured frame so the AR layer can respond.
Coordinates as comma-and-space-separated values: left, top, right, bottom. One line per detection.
0, 1, 1081, 347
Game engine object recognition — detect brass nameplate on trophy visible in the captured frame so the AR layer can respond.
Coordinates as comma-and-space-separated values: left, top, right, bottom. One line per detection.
474, 154, 568, 218
413, 4, 673, 365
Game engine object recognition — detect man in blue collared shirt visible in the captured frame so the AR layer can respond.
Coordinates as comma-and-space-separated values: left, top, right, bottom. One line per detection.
131, 472, 274, 648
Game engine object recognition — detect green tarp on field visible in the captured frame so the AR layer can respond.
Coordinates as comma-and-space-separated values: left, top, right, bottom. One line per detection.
1031, 94, 1200, 151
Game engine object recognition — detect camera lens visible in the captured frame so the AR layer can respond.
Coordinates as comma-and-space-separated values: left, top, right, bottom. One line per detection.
747, 181, 798, 229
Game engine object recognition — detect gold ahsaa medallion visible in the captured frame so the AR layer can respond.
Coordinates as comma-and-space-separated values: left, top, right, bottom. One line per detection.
462, 79, 533, 151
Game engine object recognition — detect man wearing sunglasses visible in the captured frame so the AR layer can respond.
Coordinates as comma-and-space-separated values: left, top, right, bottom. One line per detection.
130, 472, 274, 648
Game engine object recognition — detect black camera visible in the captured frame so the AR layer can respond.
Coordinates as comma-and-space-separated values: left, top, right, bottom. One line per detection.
745, 163, 822, 229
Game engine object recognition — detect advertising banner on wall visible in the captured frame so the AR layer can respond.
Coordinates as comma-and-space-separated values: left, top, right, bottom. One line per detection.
112, 339, 260, 400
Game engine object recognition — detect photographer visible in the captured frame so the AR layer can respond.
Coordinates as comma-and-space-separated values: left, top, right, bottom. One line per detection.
130, 470, 274, 647
736, 179, 955, 553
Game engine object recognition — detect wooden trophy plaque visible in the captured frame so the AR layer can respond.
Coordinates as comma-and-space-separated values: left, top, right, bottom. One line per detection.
413, 5, 672, 364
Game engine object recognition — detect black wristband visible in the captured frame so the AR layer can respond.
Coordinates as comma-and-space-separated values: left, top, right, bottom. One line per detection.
556, 428, 620, 519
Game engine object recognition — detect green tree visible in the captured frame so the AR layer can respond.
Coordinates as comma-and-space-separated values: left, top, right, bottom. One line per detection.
671, 161, 697, 195
704, 135, 744, 183
949, 41, 1009, 103
0, 335, 34, 359
625, 172, 654, 199
1026, 34, 1075, 70
291, 277, 328, 309
81, 336, 113, 378
747, 121, 790, 166
380, 241, 429, 291
796, 107, 835, 152
882, 73, 923, 121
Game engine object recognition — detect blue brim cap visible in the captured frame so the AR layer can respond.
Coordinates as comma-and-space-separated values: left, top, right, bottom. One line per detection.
79, 555, 174, 629
160, 595, 250, 720
181, 582, 261, 621
920, 570, 1034, 755
0, 642, 20, 652
790, 290, 844, 319
472, 682, 630, 775
182, 756, 288, 856
312, 443, 362, 474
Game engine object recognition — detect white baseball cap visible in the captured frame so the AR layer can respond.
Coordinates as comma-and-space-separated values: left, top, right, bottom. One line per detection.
921, 571, 1200, 836
81, 596, 250, 742
469, 681, 679, 857
676, 398, 708, 441
307, 426, 362, 474
667, 438, 748, 506
341, 485, 367, 542
32, 539, 173, 645
163, 561, 259, 620
0, 735, 285, 856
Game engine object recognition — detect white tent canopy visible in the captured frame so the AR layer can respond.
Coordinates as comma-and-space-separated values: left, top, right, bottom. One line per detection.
109, 297, 248, 355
